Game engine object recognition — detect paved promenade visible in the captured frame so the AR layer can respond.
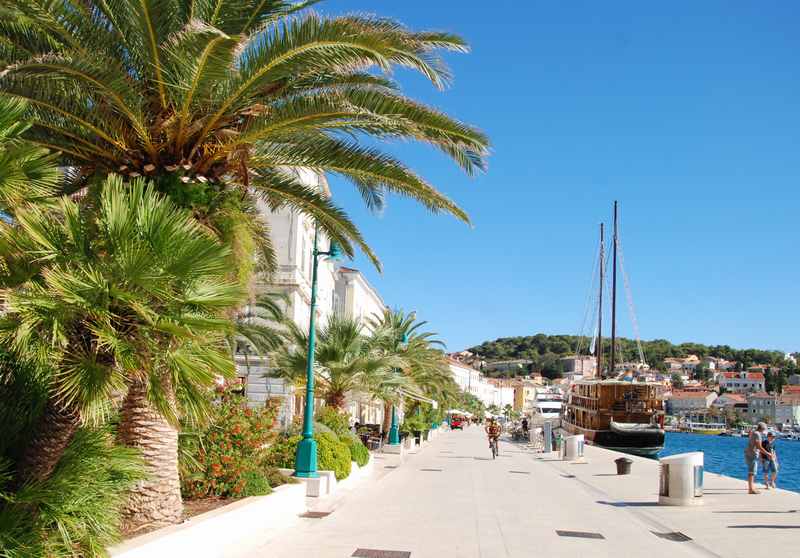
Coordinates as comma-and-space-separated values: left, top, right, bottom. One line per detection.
242, 427, 799, 558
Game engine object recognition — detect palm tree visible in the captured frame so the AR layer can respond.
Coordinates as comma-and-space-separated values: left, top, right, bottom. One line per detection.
0, 177, 244, 526
0, 0, 489, 274
367, 309, 457, 430
0, 96, 59, 217
273, 315, 399, 409
0, 0, 488, 524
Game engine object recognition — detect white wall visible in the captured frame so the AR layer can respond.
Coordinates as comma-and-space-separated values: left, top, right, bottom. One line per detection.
334, 268, 386, 330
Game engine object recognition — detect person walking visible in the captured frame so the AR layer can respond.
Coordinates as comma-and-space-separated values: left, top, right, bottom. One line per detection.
760, 432, 779, 489
745, 422, 770, 494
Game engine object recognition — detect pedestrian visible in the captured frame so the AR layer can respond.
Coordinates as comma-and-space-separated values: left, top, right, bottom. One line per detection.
761, 432, 779, 489
521, 417, 529, 434
745, 422, 770, 494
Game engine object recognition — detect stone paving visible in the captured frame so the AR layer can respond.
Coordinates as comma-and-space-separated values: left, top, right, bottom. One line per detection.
240, 426, 799, 558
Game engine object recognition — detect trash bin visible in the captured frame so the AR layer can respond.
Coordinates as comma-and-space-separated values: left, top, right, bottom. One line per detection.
658, 451, 704, 506
614, 457, 633, 475
563, 434, 584, 461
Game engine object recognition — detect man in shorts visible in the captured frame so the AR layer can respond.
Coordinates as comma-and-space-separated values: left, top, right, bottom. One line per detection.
744, 422, 770, 494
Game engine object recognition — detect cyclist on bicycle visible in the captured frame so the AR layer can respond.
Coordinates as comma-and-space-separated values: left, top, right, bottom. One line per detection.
485, 418, 502, 451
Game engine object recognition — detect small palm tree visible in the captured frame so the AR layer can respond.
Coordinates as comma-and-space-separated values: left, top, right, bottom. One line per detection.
273, 315, 398, 409
0, 176, 244, 526
367, 309, 456, 429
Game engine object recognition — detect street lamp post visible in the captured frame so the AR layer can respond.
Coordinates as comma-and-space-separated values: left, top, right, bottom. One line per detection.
294, 225, 341, 478
387, 332, 408, 446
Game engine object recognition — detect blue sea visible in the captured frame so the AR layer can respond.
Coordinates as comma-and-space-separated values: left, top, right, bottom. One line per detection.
659, 432, 800, 493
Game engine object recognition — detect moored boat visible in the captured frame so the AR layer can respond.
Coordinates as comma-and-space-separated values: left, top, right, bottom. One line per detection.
562, 379, 666, 457
561, 201, 665, 457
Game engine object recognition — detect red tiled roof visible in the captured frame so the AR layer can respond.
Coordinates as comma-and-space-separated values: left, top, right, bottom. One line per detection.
717, 393, 746, 403
748, 392, 774, 399
783, 386, 800, 394
670, 390, 713, 399
721, 372, 764, 381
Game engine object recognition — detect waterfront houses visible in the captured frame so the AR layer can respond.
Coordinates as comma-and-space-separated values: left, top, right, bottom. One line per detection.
447, 355, 499, 407
746, 392, 777, 422
666, 390, 717, 414
776, 393, 800, 426
719, 371, 766, 393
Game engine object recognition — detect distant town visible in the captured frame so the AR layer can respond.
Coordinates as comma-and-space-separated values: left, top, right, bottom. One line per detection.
448, 343, 800, 430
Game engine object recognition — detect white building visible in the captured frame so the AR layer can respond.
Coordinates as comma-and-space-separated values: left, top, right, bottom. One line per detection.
334, 267, 386, 329
447, 357, 498, 407
719, 372, 766, 394
560, 355, 597, 379
775, 395, 800, 426
666, 391, 717, 414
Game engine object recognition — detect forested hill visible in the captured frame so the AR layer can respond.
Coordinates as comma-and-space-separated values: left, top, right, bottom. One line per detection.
468, 334, 790, 376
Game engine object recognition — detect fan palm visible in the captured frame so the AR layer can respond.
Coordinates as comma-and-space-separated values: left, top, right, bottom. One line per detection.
0, 176, 244, 526
0, 0, 489, 275
273, 315, 401, 409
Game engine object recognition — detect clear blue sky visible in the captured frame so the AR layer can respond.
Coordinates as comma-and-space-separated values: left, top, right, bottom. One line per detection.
321, 1, 800, 353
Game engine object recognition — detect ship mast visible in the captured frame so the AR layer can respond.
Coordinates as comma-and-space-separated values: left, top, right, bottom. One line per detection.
597, 223, 604, 378
610, 201, 618, 377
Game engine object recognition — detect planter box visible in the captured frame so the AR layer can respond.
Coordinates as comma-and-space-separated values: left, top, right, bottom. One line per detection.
277, 468, 331, 497
109, 483, 306, 558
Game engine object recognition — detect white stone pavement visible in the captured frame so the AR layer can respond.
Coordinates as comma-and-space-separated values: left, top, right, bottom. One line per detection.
239, 427, 799, 558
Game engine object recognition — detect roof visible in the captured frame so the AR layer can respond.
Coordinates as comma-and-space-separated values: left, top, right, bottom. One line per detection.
778, 395, 800, 405
716, 393, 746, 403
721, 372, 765, 381
747, 392, 775, 399
783, 385, 800, 394
670, 390, 714, 399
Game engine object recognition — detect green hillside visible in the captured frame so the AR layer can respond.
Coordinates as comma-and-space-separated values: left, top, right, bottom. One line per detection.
468, 333, 791, 379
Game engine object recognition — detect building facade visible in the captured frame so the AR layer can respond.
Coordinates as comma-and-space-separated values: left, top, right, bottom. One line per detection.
560, 355, 597, 379
746, 392, 777, 423
719, 372, 766, 394
666, 390, 717, 414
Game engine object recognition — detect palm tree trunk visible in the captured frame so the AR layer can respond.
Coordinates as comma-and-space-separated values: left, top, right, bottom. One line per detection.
15, 398, 80, 485
118, 378, 183, 529
382, 403, 392, 436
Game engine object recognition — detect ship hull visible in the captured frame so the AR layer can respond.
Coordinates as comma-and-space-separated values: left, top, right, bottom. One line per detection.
562, 421, 664, 457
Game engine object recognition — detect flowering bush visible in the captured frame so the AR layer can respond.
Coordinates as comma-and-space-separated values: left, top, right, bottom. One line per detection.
180, 396, 279, 499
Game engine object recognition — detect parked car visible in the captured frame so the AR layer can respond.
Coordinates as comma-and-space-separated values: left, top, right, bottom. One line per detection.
450, 418, 464, 430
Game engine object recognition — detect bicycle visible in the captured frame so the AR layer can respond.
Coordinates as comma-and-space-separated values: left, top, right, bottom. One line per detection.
490, 436, 499, 459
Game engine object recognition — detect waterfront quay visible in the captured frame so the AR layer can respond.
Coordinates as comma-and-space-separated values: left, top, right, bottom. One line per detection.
243, 426, 798, 558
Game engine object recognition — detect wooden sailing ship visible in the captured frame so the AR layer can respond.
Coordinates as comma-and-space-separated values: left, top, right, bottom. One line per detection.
561, 202, 666, 457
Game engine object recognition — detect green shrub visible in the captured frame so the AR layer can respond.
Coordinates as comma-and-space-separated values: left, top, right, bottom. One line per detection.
263, 434, 302, 469
264, 432, 352, 480
316, 432, 351, 480
0, 428, 143, 558
240, 470, 272, 497
316, 407, 350, 437
264, 466, 296, 487
348, 439, 370, 467
180, 395, 279, 499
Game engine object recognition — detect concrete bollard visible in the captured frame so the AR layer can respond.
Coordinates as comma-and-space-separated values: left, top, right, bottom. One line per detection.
658, 452, 704, 506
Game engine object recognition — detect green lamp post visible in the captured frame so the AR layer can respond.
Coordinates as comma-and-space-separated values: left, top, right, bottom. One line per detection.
387, 332, 408, 446
294, 225, 341, 478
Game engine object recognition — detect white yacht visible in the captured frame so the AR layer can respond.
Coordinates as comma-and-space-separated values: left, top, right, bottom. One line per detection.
533, 389, 563, 420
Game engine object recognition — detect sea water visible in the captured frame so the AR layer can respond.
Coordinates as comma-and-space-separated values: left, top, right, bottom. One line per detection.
659, 432, 800, 493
